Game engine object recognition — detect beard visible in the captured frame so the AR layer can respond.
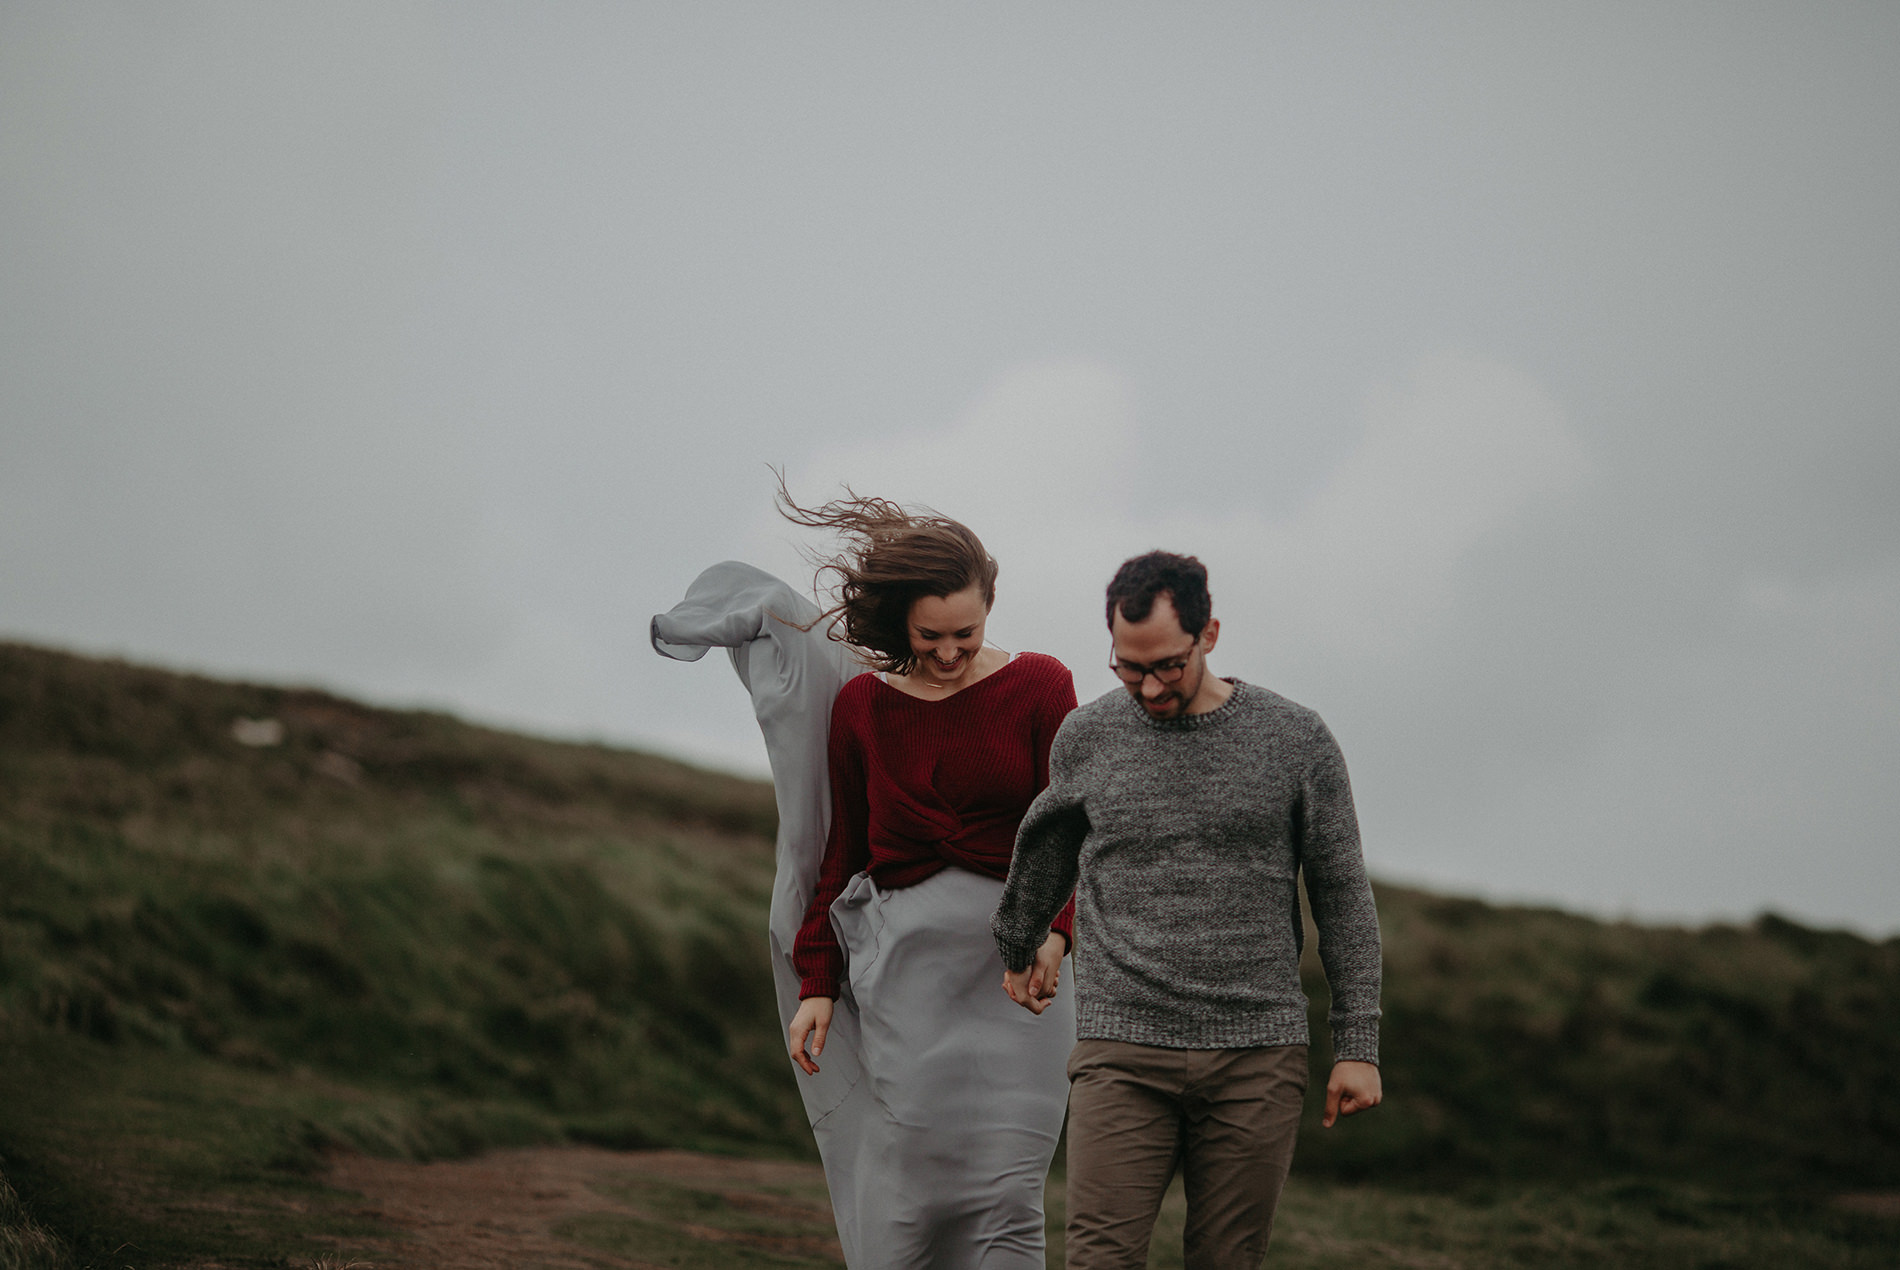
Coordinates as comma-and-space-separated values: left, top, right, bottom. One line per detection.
1131, 659, 1203, 718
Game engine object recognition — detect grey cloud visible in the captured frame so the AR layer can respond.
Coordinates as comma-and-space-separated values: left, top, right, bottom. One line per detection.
2, 3, 1895, 931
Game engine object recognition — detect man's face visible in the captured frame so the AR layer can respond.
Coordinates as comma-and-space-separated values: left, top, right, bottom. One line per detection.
1109, 594, 1220, 719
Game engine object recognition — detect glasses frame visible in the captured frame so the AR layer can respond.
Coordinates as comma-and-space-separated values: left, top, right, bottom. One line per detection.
1108, 642, 1198, 686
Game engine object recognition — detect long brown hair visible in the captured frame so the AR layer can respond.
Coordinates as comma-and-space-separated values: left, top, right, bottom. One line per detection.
776, 474, 998, 676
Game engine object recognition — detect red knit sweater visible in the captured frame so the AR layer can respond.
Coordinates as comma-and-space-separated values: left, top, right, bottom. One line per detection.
793, 651, 1078, 999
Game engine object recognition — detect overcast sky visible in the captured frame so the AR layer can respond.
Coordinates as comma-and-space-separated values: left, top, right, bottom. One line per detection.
4, 3, 1896, 934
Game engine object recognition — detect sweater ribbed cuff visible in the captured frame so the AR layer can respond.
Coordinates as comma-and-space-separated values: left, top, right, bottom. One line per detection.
997, 937, 1043, 975
1330, 1018, 1381, 1066
799, 977, 839, 1001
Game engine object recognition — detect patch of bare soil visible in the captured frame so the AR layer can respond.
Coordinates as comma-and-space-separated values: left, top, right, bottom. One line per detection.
316, 1145, 842, 1270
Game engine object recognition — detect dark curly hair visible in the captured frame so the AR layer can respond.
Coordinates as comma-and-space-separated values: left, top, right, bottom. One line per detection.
1104, 551, 1212, 637
776, 475, 998, 676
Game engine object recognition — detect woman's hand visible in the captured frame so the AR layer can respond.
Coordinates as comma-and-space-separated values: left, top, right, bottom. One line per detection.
1002, 931, 1068, 1015
788, 996, 834, 1075
1027, 931, 1065, 1001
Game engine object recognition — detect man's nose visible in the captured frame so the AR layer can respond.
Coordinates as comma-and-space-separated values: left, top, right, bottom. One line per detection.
1141, 675, 1166, 698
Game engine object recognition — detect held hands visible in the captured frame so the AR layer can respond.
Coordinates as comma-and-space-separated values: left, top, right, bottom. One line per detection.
1322, 1059, 1382, 1127
800, 928, 1067, 1070
788, 996, 834, 1075
1001, 931, 1068, 1015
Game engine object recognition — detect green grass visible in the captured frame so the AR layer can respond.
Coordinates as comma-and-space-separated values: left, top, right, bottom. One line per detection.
1039, 1171, 1899, 1269
0, 1030, 393, 1268
1298, 888, 1900, 1188
0, 1172, 64, 1270
544, 1157, 1900, 1269
0, 640, 802, 1264
2, 638, 1898, 1264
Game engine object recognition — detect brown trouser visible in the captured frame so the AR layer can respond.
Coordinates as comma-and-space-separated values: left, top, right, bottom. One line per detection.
1064, 1039, 1308, 1270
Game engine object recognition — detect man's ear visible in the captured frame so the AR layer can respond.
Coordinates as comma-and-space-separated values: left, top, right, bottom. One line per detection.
1200, 617, 1220, 654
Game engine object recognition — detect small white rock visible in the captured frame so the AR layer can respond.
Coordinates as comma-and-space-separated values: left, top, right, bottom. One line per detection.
231, 717, 285, 748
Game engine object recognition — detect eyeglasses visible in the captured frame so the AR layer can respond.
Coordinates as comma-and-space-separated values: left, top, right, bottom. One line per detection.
1108, 645, 1197, 685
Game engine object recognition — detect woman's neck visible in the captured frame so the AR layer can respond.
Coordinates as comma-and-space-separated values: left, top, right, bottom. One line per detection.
884, 645, 1009, 699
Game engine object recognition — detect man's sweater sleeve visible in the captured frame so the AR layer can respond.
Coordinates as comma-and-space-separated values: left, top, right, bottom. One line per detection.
992, 717, 1090, 973
1033, 661, 1080, 949
1299, 715, 1384, 1065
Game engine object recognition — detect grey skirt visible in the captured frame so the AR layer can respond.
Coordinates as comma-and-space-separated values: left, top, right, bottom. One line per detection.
825, 866, 1076, 1269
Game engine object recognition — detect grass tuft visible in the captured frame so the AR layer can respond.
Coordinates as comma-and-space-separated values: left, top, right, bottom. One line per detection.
0, 1170, 70, 1270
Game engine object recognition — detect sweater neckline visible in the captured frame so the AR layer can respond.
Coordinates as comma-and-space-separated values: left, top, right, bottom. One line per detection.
873, 649, 1026, 704
1131, 678, 1249, 730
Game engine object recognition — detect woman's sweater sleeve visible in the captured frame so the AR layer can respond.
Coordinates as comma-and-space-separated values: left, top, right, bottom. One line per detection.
791, 691, 869, 999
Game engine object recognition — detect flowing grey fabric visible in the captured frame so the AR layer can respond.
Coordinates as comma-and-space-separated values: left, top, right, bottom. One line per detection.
834, 867, 1074, 1268
652, 562, 1075, 1269
650, 561, 872, 1263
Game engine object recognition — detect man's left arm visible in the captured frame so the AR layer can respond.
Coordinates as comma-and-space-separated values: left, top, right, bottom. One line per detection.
1298, 715, 1384, 1124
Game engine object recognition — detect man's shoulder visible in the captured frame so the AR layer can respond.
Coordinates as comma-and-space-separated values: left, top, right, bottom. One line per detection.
1230, 682, 1336, 747
1067, 686, 1141, 727
1232, 680, 1318, 721
1047, 688, 1140, 748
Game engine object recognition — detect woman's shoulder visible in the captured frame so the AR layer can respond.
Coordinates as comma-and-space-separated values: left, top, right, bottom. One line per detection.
999, 651, 1077, 708
997, 650, 1069, 686
1004, 650, 1071, 681
829, 669, 884, 716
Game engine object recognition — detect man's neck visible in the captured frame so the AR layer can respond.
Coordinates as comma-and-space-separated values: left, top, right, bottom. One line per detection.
1185, 674, 1235, 715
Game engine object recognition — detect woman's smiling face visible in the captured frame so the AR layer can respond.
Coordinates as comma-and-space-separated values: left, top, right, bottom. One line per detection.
905, 585, 990, 688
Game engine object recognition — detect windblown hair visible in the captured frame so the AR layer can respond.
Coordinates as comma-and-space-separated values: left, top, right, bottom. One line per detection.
1105, 551, 1212, 637
777, 476, 998, 676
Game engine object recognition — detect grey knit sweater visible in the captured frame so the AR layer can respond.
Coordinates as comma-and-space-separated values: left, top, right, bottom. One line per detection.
992, 681, 1382, 1063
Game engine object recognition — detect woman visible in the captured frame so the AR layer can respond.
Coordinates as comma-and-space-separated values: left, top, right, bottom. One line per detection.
653, 487, 1076, 1268
780, 489, 1077, 1269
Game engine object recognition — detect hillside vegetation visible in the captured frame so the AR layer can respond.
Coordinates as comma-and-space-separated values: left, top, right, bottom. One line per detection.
1301, 889, 1900, 1187
0, 640, 794, 1263
0, 640, 1895, 1264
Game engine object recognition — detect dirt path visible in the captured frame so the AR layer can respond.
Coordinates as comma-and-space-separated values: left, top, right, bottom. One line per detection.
317, 1145, 844, 1269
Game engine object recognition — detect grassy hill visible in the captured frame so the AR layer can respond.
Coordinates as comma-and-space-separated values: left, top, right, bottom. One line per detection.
0, 640, 796, 1265
0, 640, 1895, 1265
1302, 891, 1900, 1188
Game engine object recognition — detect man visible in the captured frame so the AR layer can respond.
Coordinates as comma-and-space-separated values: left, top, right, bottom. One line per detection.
992, 551, 1383, 1269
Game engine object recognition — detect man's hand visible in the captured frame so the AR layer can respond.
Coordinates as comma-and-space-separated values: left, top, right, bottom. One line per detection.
788, 996, 834, 1075
1322, 1060, 1382, 1127
1001, 932, 1068, 1015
